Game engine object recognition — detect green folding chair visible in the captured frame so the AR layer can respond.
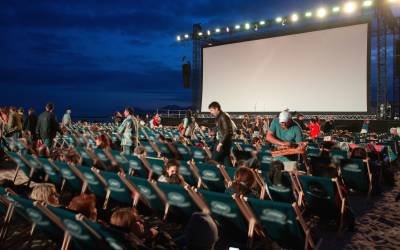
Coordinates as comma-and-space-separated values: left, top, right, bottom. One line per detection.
174, 143, 192, 161
198, 190, 249, 243
191, 147, 208, 164
157, 182, 200, 221
247, 198, 318, 249
195, 163, 227, 192
298, 175, 346, 230
123, 155, 151, 179
340, 158, 372, 195
35, 158, 63, 186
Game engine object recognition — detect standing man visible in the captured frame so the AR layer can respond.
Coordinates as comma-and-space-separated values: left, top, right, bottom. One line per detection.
208, 101, 233, 167
118, 107, 138, 155
62, 109, 72, 127
24, 108, 38, 140
36, 103, 61, 148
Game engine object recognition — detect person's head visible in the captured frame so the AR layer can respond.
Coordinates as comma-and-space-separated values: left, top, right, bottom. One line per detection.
28, 108, 35, 115
124, 107, 134, 117
251, 137, 261, 146
10, 106, 16, 113
110, 207, 144, 235
66, 109, 71, 114
185, 212, 218, 250
134, 146, 147, 157
235, 160, 248, 169
68, 194, 97, 220
232, 167, 256, 195
95, 134, 111, 149
30, 183, 59, 206
278, 110, 292, 129
185, 110, 192, 118
208, 101, 221, 117
46, 102, 54, 112
313, 116, 319, 122
244, 114, 249, 120
164, 159, 180, 177
297, 113, 304, 121
18, 107, 24, 114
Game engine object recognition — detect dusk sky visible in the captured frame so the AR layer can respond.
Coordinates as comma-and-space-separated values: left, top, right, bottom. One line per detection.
0, 0, 398, 118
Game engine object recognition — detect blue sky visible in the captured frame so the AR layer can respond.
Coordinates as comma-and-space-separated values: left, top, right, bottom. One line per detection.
0, 0, 398, 118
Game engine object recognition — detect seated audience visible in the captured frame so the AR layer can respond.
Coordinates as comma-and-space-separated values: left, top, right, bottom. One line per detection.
158, 159, 187, 185
30, 183, 61, 207
68, 193, 97, 221
184, 212, 218, 250
225, 166, 258, 198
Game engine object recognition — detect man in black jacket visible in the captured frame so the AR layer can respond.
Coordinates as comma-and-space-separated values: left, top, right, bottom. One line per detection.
24, 108, 38, 140
36, 103, 61, 147
209, 101, 233, 167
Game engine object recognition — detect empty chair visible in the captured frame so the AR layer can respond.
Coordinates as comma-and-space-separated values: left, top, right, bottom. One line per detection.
247, 198, 318, 249
340, 158, 372, 194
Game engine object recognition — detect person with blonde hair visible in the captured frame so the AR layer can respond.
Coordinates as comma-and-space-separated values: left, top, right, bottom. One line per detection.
30, 183, 60, 206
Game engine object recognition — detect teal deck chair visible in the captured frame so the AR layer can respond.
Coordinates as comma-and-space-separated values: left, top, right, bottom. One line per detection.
198, 190, 248, 243
157, 182, 200, 221
247, 198, 317, 249
140, 141, 159, 158
175, 143, 192, 161
47, 205, 110, 250
6, 195, 67, 245
100, 171, 132, 205
340, 159, 372, 194
144, 157, 165, 179
298, 176, 341, 219
126, 176, 167, 218
191, 147, 208, 164
5, 150, 32, 182
75, 147, 93, 167
123, 155, 149, 178
196, 163, 226, 192
262, 171, 295, 203
35, 158, 63, 186
178, 160, 198, 187
56, 162, 85, 193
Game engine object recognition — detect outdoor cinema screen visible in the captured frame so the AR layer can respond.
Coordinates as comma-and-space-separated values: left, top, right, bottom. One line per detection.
201, 22, 369, 112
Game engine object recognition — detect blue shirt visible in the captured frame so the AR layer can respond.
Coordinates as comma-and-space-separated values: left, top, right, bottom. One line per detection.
268, 118, 303, 144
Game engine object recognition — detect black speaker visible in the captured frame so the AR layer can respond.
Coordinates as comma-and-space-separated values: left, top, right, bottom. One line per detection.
182, 63, 191, 88
395, 40, 400, 77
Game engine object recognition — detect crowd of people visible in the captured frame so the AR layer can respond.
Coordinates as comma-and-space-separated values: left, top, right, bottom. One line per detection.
0, 101, 398, 249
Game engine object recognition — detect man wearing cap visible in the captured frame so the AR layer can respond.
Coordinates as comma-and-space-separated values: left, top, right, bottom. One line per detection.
266, 110, 303, 170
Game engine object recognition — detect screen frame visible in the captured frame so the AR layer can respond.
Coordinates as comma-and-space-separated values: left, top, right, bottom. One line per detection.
200, 18, 372, 114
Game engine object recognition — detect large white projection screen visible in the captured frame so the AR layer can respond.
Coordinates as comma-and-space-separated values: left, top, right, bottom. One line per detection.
201, 23, 369, 112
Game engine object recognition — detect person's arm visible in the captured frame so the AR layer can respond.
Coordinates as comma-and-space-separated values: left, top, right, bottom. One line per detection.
266, 131, 290, 146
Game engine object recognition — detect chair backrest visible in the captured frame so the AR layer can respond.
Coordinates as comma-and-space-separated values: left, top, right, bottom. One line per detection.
48, 206, 106, 250
100, 171, 132, 205
7, 195, 66, 242
157, 182, 199, 221
79, 166, 107, 197
144, 158, 165, 179
178, 160, 197, 186
340, 158, 370, 193
247, 198, 305, 248
36, 158, 63, 185
196, 163, 226, 192
330, 149, 348, 161
75, 147, 93, 167
5, 150, 31, 177
175, 143, 192, 161
123, 155, 149, 178
198, 189, 248, 241
140, 141, 158, 158
83, 218, 129, 250
56, 162, 84, 192
306, 147, 321, 157
298, 175, 338, 217
262, 172, 295, 203
191, 147, 207, 164
126, 176, 165, 215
